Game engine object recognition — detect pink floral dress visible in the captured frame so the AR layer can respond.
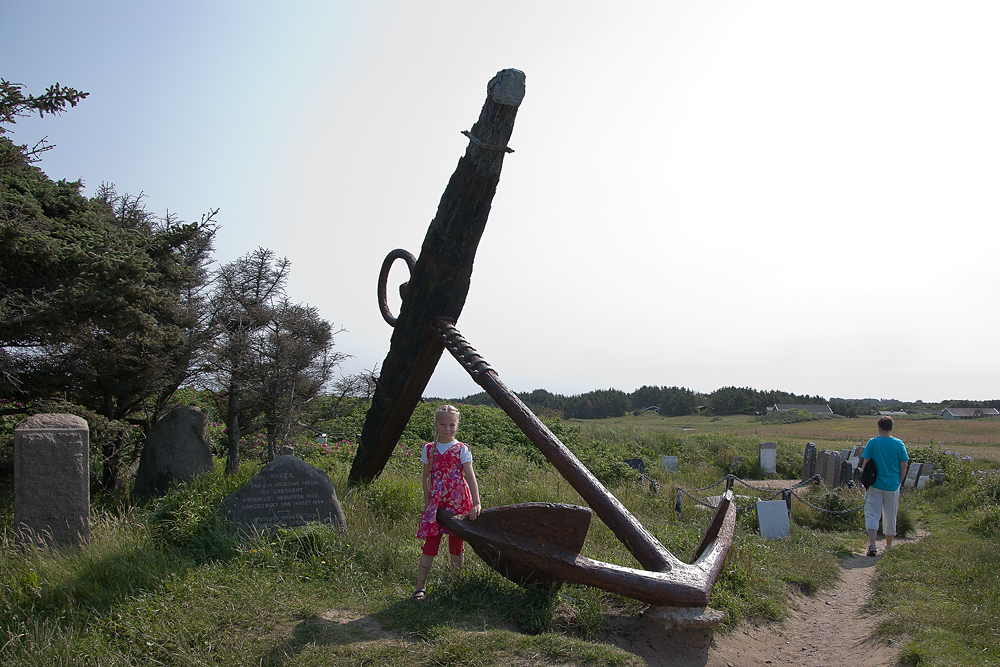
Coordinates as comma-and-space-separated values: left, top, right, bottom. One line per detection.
416, 442, 473, 539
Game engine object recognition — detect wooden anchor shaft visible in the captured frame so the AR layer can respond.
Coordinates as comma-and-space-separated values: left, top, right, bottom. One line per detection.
349, 69, 526, 485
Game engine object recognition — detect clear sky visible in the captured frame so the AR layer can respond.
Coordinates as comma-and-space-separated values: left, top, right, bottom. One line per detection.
4, 1, 999, 403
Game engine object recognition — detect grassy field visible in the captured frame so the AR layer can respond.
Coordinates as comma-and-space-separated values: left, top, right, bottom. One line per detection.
2, 403, 999, 666
583, 413, 1000, 461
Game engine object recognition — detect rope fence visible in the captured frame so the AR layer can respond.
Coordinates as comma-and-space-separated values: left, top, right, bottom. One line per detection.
637, 472, 868, 517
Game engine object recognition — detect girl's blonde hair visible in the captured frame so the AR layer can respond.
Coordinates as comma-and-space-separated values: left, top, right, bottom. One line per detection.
434, 404, 461, 424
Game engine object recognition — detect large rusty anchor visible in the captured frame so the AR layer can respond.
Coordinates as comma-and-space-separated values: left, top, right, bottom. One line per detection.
349, 69, 736, 611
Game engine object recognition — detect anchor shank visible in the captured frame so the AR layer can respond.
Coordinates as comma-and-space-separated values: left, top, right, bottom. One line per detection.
431, 318, 679, 572
349, 70, 526, 484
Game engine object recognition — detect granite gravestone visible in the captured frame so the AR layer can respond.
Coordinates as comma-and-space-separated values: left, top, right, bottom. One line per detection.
815, 449, 830, 484
14, 414, 90, 547
824, 452, 842, 488
661, 455, 678, 472
904, 462, 922, 488
222, 455, 346, 529
839, 459, 854, 488
802, 442, 817, 481
758, 442, 777, 475
134, 405, 214, 497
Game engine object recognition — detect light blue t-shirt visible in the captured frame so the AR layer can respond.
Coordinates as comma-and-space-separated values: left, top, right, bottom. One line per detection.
862, 435, 909, 491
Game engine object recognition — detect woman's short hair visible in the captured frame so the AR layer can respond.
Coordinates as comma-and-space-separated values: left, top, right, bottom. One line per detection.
434, 404, 461, 424
877, 415, 894, 432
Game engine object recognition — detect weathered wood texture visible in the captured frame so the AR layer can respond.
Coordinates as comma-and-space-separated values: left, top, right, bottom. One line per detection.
349, 69, 525, 484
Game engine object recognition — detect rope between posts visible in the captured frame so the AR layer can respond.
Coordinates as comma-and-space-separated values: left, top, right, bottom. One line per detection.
643, 472, 866, 516
787, 488, 865, 515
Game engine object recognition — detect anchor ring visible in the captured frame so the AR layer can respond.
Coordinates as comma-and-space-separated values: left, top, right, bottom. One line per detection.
377, 248, 416, 326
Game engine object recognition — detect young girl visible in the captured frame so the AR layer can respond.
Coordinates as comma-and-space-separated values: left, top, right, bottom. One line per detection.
412, 404, 481, 601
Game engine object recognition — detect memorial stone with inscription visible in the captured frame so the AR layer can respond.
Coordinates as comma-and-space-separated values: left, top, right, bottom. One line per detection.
14, 414, 90, 547
222, 455, 346, 529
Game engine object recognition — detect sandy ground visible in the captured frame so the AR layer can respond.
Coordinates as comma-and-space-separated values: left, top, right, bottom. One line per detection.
316, 478, 912, 666
603, 535, 914, 667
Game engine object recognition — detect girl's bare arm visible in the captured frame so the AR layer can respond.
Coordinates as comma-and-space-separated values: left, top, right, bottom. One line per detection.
463, 461, 481, 520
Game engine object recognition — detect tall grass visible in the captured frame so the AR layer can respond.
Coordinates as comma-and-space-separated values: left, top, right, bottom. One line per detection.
2, 403, 998, 665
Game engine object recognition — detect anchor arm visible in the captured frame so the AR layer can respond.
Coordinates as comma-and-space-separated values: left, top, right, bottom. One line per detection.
430, 317, 683, 573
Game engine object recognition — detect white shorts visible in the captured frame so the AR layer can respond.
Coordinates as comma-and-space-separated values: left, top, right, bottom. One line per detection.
864, 486, 900, 536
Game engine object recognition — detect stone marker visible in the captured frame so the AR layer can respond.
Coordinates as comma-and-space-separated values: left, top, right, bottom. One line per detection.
816, 449, 830, 483
824, 452, 842, 488
222, 455, 346, 529
661, 455, 678, 472
624, 458, 645, 474
134, 406, 214, 497
758, 442, 777, 475
852, 444, 866, 460
14, 414, 90, 547
802, 442, 817, 481
840, 448, 851, 461
903, 462, 922, 488
756, 500, 791, 540
839, 459, 854, 487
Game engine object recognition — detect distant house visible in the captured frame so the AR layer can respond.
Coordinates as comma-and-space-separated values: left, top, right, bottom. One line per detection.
767, 403, 834, 415
879, 410, 908, 416
941, 407, 1000, 420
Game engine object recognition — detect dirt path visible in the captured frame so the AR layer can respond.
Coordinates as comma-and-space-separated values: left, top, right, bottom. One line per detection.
606, 535, 916, 667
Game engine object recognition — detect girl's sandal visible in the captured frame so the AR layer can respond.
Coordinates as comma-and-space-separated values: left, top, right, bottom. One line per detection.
411, 588, 426, 602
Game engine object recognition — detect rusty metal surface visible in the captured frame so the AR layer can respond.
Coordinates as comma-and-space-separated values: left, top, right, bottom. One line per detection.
439, 503, 591, 589
438, 490, 737, 608
430, 318, 737, 606
430, 317, 679, 571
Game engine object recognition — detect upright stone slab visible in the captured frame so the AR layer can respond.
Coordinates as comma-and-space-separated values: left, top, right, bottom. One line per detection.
758, 442, 777, 475
14, 414, 90, 547
840, 448, 851, 461
802, 442, 817, 481
904, 462, 922, 488
624, 458, 645, 474
839, 459, 854, 487
222, 455, 346, 529
756, 500, 790, 539
661, 455, 678, 472
134, 406, 214, 498
816, 449, 830, 484
824, 452, 842, 488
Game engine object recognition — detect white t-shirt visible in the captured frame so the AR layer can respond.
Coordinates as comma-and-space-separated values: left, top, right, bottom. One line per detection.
420, 440, 472, 465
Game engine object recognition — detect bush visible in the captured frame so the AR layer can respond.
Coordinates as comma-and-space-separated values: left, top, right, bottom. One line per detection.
791, 486, 865, 532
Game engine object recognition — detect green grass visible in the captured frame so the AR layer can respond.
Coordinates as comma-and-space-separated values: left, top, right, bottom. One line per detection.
1, 403, 999, 665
